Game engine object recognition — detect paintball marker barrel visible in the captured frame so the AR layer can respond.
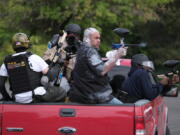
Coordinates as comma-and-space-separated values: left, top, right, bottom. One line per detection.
112, 28, 147, 49
111, 42, 147, 49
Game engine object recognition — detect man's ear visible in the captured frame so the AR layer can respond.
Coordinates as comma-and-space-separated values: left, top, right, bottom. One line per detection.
85, 38, 90, 43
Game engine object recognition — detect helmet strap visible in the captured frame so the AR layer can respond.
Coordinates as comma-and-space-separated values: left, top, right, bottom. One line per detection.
14, 47, 28, 53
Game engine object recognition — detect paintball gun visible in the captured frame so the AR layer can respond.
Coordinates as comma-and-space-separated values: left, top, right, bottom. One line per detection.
112, 28, 147, 49
159, 60, 180, 97
51, 31, 67, 64
41, 30, 68, 87
163, 60, 180, 84
47, 30, 80, 65
46, 30, 67, 65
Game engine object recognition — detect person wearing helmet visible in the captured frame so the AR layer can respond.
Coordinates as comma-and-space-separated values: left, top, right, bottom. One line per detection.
0, 33, 49, 103
42, 23, 82, 83
69, 27, 127, 104
122, 54, 169, 103
64, 23, 82, 81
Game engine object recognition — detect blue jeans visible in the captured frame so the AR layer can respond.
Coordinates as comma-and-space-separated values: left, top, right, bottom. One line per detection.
106, 97, 123, 104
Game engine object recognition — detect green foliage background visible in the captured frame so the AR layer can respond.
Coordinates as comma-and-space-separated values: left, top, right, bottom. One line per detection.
0, 0, 179, 69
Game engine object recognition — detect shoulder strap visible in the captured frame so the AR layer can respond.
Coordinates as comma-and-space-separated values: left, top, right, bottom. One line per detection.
24, 52, 33, 58
4, 54, 12, 64
4, 52, 32, 63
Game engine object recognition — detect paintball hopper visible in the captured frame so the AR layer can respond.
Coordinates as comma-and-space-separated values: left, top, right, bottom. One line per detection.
163, 60, 180, 79
112, 28, 147, 48
163, 60, 180, 68
113, 28, 130, 37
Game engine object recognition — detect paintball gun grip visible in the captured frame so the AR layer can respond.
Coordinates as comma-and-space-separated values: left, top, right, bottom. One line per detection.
52, 31, 67, 63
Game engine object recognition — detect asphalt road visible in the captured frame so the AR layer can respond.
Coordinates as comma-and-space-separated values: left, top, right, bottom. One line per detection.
164, 93, 180, 135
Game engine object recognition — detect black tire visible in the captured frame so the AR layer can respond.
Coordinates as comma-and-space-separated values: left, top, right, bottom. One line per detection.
166, 126, 171, 135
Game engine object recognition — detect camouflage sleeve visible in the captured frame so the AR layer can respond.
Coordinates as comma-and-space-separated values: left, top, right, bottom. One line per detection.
42, 46, 57, 61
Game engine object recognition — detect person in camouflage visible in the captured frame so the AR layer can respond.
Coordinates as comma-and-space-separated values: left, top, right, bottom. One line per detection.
43, 24, 82, 82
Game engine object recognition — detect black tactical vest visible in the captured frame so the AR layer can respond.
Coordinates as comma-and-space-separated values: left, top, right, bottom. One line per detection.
4, 52, 42, 94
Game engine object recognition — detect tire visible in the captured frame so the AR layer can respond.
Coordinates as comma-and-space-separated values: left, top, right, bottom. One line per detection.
166, 126, 171, 135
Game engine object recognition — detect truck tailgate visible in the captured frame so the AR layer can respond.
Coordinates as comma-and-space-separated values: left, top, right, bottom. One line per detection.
2, 103, 135, 135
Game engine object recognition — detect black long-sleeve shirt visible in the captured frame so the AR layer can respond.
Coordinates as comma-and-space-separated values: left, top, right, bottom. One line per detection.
122, 67, 163, 101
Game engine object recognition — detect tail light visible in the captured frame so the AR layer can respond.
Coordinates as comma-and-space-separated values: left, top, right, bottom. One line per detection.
135, 116, 146, 135
0, 113, 2, 135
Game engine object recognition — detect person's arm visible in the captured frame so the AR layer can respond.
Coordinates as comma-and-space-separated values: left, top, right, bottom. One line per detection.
30, 54, 49, 74
0, 63, 11, 100
157, 74, 179, 94
157, 74, 170, 85
0, 76, 11, 100
101, 47, 127, 76
140, 71, 167, 100
87, 47, 127, 76
42, 67, 49, 74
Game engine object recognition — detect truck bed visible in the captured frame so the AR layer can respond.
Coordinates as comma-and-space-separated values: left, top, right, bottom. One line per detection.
0, 102, 135, 135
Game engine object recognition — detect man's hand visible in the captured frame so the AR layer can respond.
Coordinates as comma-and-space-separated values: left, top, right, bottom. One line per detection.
158, 73, 179, 85
157, 74, 169, 85
117, 47, 128, 57
172, 74, 179, 84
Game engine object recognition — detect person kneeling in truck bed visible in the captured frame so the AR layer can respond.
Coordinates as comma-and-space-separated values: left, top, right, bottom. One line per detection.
0, 33, 66, 103
69, 27, 127, 104
122, 54, 178, 103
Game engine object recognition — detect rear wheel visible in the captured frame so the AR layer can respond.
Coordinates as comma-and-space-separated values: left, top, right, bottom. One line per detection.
166, 126, 171, 135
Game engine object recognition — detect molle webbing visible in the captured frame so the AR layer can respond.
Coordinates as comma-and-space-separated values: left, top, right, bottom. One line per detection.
4, 52, 42, 94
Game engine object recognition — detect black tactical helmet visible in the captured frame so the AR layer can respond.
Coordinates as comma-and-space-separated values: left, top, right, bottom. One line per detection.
12, 33, 30, 51
65, 24, 81, 35
132, 54, 149, 65
132, 54, 154, 70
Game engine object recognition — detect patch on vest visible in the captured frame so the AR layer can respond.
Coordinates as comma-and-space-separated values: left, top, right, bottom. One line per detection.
7, 61, 26, 69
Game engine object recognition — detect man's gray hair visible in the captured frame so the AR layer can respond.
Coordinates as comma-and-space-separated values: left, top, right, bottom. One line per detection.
83, 27, 99, 46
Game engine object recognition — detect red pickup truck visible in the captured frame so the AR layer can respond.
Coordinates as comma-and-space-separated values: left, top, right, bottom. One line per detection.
0, 59, 178, 135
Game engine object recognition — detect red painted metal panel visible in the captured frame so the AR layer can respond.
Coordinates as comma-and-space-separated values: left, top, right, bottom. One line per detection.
2, 104, 135, 135
0, 103, 2, 135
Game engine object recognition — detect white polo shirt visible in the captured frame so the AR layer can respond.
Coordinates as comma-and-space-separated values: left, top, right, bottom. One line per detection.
0, 52, 48, 103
